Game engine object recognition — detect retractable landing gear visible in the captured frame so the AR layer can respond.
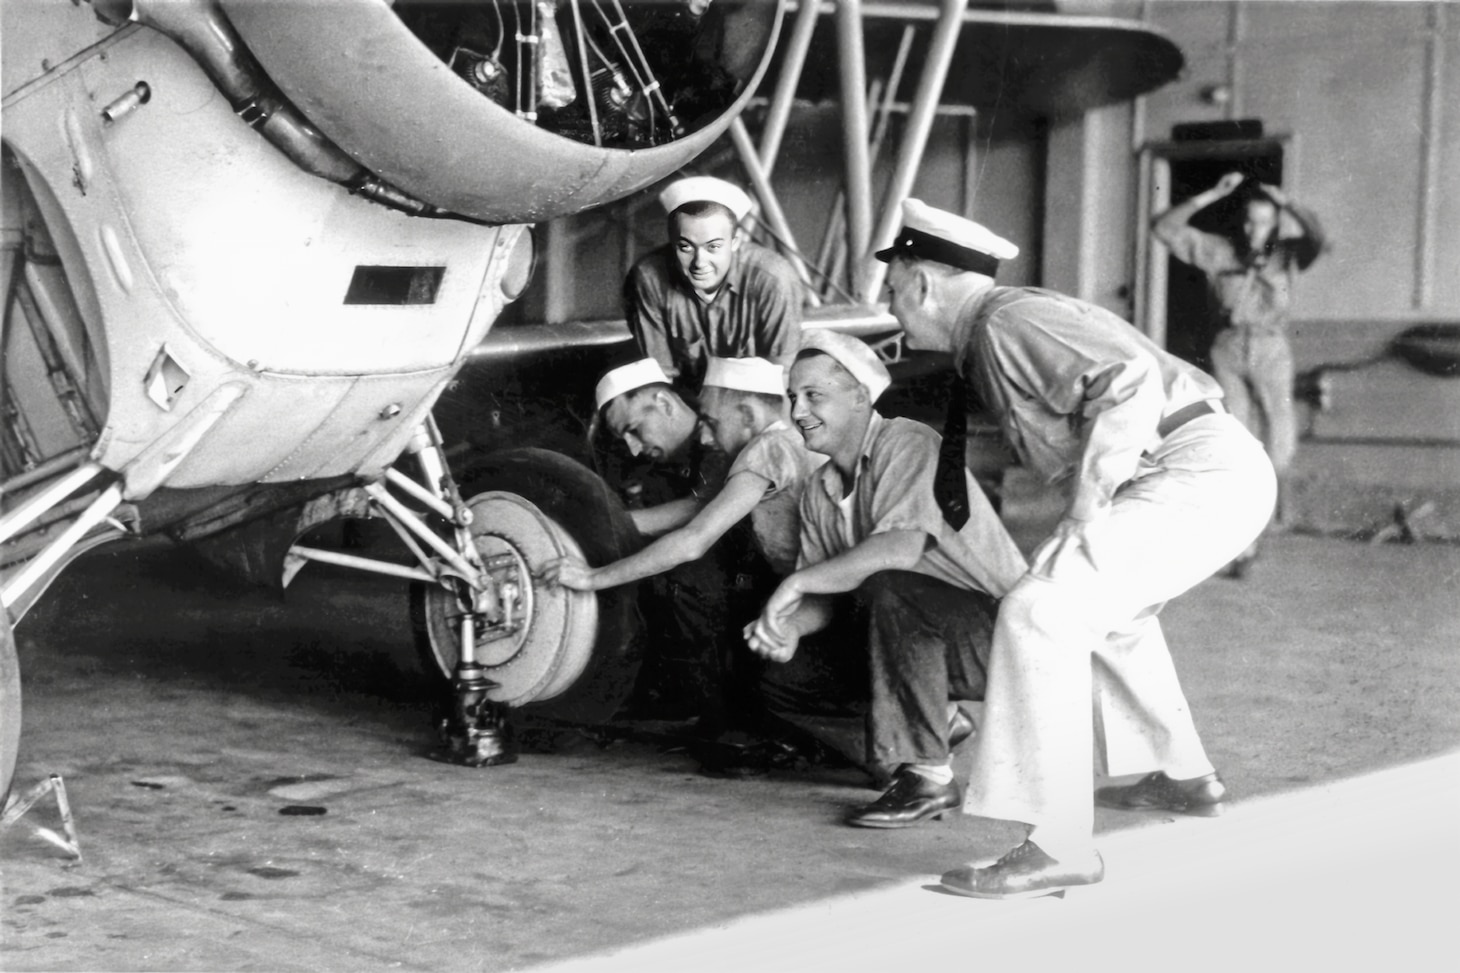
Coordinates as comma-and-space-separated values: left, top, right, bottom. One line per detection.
286, 430, 640, 767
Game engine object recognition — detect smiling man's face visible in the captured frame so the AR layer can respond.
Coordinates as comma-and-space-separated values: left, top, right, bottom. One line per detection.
672, 209, 741, 297
788, 354, 866, 458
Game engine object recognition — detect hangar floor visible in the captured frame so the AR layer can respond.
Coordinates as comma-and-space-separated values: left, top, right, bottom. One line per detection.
3, 519, 1458, 972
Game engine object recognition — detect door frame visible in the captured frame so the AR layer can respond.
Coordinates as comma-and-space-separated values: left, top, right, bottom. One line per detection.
1135, 134, 1295, 348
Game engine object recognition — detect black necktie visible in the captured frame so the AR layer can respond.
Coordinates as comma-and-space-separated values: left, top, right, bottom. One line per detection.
935, 374, 971, 530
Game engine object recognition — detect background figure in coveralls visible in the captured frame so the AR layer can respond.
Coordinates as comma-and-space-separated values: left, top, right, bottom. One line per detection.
1153, 171, 1324, 574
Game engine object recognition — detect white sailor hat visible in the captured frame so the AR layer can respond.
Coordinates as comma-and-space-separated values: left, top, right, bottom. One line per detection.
796, 330, 891, 403
702, 357, 785, 397
874, 198, 1019, 277
658, 176, 755, 223
595, 358, 671, 412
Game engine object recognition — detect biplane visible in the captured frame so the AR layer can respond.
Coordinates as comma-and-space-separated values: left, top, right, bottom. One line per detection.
1, 0, 1182, 801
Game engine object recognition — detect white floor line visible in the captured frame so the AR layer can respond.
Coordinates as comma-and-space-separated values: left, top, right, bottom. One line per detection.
531, 751, 1460, 973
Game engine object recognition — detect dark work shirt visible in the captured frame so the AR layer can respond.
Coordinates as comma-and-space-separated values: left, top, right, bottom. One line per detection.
623, 240, 804, 387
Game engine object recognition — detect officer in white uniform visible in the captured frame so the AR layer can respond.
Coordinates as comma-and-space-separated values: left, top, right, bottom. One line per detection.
875, 199, 1276, 898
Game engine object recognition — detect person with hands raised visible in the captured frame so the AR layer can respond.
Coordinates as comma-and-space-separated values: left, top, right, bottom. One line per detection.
1153, 170, 1326, 574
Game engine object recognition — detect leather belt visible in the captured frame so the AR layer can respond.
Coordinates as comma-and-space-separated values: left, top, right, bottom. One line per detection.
1157, 400, 1220, 438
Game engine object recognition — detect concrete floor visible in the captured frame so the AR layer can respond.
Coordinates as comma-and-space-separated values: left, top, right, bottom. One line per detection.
2, 528, 1459, 972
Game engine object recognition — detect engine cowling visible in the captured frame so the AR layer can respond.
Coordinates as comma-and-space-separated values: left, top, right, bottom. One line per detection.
218, 0, 785, 223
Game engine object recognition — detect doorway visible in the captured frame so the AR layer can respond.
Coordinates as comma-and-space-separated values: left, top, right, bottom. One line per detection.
1137, 136, 1289, 371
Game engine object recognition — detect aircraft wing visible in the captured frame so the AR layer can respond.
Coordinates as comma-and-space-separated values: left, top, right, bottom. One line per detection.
469, 302, 898, 362
775, 1, 1185, 117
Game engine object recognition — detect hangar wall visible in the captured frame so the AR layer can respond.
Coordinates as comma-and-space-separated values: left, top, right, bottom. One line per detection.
1063, 0, 1460, 337
526, 2, 1460, 345
506, 1, 1458, 537
1046, 0, 1460, 537
517, 105, 1047, 326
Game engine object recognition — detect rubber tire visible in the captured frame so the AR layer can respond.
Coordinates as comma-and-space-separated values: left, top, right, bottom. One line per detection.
1, 611, 19, 807
1392, 324, 1460, 378
409, 447, 643, 725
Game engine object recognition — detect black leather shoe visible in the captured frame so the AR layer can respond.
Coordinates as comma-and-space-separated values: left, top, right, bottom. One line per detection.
948, 706, 976, 750
846, 769, 961, 829
1095, 770, 1226, 816
695, 735, 809, 779
941, 840, 1103, 900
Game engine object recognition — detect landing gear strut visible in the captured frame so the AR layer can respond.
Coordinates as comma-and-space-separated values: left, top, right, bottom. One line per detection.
437, 595, 517, 767
440, 661, 517, 767
288, 434, 640, 766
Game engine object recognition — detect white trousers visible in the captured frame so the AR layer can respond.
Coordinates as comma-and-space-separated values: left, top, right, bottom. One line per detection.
963, 414, 1276, 846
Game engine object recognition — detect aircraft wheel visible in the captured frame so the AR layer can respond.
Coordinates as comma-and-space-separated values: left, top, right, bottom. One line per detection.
410, 448, 642, 724
1, 611, 19, 806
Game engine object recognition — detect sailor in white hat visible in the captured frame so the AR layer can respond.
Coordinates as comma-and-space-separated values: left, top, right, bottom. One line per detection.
591, 356, 702, 466
589, 354, 749, 735
744, 330, 1027, 827
593, 356, 721, 540
876, 199, 1276, 900
623, 174, 805, 388
549, 355, 816, 591
657, 176, 755, 225
548, 357, 820, 748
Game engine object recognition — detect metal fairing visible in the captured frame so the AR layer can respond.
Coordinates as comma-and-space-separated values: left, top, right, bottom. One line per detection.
2, 13, 529, 492
218, 0, 786, 223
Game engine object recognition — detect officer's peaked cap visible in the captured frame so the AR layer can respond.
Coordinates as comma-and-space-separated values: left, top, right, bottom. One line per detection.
874, 198, 1018, 277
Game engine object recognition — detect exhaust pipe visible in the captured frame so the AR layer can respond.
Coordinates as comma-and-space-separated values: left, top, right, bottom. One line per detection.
93, 0, 472, 221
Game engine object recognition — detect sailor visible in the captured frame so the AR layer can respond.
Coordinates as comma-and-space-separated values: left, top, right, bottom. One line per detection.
548, 357, 820, 740
552, 356, 817, 589
591, 357, 741, 730
593, 357, 715, 533
624, 175, 804, 388
744, 330, 1027, 827
1153, 171, 1326, 574
873, 198, 1275, 897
